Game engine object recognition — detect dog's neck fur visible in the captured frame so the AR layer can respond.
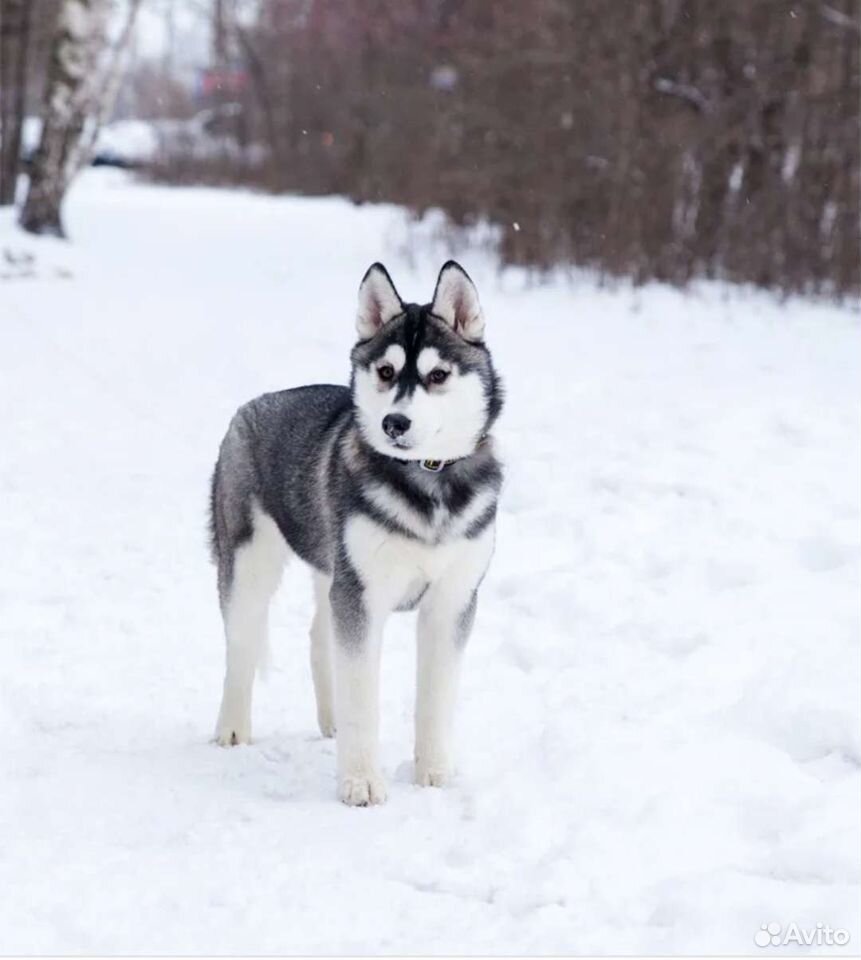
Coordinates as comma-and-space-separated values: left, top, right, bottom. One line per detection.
353, 424, 496, 478
342, 420, 502, 521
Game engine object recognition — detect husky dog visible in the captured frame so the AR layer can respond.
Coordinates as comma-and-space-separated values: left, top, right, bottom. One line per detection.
209, 261, 503, 805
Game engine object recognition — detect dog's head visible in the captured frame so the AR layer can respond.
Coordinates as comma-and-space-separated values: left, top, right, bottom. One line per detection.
350, 261, 502, 462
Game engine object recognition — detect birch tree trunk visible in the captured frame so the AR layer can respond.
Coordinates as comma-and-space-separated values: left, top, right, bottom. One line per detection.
19, 0, 140, 237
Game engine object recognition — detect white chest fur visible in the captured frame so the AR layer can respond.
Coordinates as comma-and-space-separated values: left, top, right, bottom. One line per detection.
344, 512, 495, 614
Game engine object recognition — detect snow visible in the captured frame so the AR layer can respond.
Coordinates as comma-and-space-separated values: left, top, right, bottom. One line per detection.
16, 116, 160, 167
1, 170, 859, 954
95, 118, 160, 165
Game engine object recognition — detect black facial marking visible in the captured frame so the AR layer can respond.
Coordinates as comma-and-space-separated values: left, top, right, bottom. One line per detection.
393, 304, 427, 401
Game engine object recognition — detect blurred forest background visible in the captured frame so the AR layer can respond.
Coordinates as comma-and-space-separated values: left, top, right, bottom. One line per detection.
1, 0, 859, 297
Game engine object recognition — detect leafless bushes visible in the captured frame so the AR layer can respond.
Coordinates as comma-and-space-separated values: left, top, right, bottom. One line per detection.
184, 0, 855, 298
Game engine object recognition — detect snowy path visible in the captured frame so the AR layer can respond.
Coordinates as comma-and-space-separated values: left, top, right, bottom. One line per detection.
1, 172, 859, 954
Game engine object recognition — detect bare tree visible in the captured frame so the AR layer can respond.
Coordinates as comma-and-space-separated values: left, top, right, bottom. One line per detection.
0, 0, 33, 205
19, 0, 141, 237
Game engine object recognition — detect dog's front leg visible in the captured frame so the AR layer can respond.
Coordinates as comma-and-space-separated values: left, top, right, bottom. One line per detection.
415, 530, 495, 787
415, 584, 478, 788
330, 575, 387, 806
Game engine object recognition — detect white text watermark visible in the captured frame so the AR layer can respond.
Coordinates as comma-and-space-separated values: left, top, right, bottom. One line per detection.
755, 922, 850, 948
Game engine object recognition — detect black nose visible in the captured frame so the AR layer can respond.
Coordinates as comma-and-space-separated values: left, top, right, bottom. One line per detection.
382, 413, 411, 439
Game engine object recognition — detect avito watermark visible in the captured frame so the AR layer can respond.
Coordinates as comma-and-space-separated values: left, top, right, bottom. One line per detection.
755, 922, 850, 948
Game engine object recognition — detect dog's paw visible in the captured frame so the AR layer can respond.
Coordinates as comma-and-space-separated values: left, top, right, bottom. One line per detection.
339, 772, 387, 806
215, 727, 251, 746
317, 710, 336, 739
415, 761, 452, 788
214, 713, 251, 746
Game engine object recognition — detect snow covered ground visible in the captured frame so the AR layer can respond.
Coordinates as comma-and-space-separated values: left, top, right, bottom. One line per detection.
1, 171, 859, 955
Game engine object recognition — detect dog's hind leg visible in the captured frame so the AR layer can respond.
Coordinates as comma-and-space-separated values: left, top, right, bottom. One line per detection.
310, 572, 336, 738
215, 503, 288, 746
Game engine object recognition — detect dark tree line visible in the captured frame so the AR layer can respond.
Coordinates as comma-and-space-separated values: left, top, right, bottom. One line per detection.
5, 1, 858, 295
166, 0, 858, 298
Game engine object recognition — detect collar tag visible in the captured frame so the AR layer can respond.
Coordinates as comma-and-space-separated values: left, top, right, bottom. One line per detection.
420, 459, 446, 473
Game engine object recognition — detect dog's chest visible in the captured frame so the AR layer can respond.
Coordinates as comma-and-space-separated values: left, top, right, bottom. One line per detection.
343, 510, 495, 612
362, 481, 495, 545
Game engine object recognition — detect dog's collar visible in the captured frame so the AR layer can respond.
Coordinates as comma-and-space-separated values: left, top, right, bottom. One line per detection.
416, 435, 489, 473
419, 457, 459, 473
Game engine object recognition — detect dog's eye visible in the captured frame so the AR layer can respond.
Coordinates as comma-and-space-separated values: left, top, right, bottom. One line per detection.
428, 368, 450, 385
377, 364, 395, 382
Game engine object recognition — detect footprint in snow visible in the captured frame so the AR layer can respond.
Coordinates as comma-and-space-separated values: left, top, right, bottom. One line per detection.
797, 536, 851, 573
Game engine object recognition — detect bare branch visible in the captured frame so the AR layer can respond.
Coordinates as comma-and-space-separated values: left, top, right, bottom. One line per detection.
652, 77, 712, 114
74, 0, 144, 171
820, 3, 861, 32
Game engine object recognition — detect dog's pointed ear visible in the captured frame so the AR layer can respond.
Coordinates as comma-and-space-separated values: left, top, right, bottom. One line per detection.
430, 261, 485, 342
356, 263, 403, 340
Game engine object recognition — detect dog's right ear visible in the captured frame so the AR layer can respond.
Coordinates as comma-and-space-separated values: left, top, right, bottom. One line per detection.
356, 263, 403, 340
430, 260, 485, 341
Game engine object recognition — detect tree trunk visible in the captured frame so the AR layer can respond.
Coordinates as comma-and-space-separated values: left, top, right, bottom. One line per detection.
0, 0, 32, 206
19, 0, 140, 238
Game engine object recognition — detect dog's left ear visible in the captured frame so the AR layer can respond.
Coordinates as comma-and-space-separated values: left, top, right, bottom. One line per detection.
356, 263, 404, 340
430, 261, 485, 342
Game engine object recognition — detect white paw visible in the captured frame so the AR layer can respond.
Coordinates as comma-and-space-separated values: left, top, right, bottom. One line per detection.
215, 709, 251, 746
339, 772, 388, 806
415, 760, 452, 788
317, 709, 336, 739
